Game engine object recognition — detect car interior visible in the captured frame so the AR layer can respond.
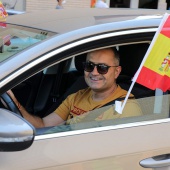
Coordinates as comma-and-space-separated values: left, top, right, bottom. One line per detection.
1, 41, 169, 134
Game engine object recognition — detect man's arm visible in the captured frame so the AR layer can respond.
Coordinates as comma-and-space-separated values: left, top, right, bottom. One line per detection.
7, 90, 65, 128
43, 112, 65, 127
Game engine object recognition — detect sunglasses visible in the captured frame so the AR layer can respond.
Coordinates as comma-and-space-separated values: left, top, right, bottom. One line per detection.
83, 61, 119, 74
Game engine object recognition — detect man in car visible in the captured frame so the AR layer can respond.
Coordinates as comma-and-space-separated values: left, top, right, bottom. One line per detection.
7, 47, 142, 128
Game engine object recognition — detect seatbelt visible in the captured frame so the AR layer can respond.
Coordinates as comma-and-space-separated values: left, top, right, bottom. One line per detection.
50, 61, 67, 103
101, 96, 134, 107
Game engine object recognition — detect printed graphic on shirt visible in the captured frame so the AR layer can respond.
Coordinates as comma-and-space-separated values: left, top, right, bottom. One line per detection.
71, 106, 86, 116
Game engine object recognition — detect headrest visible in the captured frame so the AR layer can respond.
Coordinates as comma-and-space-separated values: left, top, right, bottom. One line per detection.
74, 53, 87, 73
119, 43, 149, 77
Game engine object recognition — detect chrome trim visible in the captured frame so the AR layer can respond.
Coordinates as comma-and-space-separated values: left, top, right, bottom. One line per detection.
35, 118, 170, 140
0, 28, 156, 88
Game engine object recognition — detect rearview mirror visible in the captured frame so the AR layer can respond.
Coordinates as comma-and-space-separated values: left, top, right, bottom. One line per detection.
0, 109, 35, 152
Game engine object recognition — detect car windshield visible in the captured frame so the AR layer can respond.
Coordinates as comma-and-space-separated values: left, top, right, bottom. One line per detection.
0, 23, 56, 63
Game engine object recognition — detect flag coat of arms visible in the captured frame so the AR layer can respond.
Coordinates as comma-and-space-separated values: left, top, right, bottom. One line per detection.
134, 13, 170, 92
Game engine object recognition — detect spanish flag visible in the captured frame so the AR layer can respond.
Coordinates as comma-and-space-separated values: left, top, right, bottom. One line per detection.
134, 13, 170, 92
0, 1, 8, 27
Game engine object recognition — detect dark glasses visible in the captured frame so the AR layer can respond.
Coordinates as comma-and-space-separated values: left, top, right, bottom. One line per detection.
83, 61, 119, 74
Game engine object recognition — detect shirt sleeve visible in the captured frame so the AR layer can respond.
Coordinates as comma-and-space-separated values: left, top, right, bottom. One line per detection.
54, 93, 75, 120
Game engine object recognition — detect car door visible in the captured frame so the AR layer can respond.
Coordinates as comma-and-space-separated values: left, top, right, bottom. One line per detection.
1, 23, 170, 170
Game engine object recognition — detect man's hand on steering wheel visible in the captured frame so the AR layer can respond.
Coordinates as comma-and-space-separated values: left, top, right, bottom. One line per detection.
1, 90, 23, 117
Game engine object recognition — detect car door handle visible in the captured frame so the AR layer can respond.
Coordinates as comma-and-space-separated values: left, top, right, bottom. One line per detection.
140, 154, 170, 168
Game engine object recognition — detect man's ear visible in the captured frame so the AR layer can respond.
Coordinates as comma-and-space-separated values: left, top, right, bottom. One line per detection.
115, 66, 122, 79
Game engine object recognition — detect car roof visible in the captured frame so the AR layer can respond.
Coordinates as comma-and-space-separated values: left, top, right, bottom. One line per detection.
6, 8, 170, 34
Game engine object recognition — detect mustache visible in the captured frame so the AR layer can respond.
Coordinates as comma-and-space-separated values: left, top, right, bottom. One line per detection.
89, 75, 104, 80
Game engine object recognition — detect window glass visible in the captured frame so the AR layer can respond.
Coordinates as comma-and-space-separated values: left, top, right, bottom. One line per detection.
0, 24, 56, 63
39, 94, 169, 135
139, 0, 158, 9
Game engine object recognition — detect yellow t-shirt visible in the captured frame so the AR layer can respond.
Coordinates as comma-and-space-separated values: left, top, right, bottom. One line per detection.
55, 85, 143, 124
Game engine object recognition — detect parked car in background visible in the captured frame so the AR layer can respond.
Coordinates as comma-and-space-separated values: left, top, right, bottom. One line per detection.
1, 8, 170, 170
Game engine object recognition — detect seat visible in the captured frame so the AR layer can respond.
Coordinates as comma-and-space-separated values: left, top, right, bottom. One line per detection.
33, 60, 68, 117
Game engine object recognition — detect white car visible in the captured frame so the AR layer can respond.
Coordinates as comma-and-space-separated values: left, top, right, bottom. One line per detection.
0, 8, 170, 170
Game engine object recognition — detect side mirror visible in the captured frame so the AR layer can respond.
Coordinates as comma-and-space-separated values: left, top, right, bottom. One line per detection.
0, 108, 35, 152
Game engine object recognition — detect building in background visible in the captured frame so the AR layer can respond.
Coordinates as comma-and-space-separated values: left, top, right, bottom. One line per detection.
1, 0, 26, 11
109, 0, 167, 9
27, 0, 168, 11
1, 0, 168, 12
166, 0, 170, 9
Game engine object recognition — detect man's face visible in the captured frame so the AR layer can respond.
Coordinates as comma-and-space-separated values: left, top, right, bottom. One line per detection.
84, 49, 121, 92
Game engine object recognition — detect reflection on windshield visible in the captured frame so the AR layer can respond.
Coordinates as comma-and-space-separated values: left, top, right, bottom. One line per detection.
36, 94, 170, 135
0, 24, 56, 62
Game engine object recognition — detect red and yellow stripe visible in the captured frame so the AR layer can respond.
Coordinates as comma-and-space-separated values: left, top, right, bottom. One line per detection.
136, 15, 170, 92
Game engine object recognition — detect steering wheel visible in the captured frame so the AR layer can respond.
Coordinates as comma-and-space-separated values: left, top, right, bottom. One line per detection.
0, 92, 23, 117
